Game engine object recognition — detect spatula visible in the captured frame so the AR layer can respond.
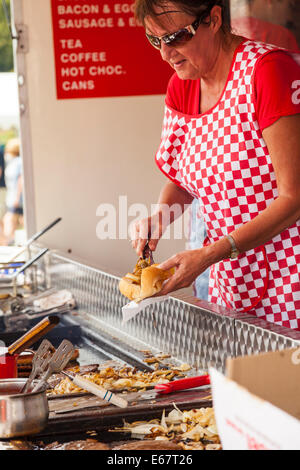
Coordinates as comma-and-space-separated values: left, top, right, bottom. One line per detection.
31, 339, 74, 393
21, 339, 54, 393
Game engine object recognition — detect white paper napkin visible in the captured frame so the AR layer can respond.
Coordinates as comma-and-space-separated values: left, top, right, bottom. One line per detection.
122, 295, 170, 324
33, 289, 76, 309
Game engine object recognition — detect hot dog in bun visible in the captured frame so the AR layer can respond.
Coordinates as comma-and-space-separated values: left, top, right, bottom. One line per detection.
119, 257, 174, 303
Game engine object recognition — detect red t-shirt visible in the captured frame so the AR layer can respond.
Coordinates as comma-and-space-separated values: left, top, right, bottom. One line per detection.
165, 44, 300, 131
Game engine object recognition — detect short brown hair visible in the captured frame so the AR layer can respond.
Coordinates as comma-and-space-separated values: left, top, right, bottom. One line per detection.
5, 138, 20, 157
134, 0, 231, 34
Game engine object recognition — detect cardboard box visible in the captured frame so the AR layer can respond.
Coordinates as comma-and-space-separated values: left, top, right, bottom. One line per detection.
210, 347, 300, 450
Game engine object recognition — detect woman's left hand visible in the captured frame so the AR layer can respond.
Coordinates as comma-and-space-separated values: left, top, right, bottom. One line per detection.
156, 248, 211, 296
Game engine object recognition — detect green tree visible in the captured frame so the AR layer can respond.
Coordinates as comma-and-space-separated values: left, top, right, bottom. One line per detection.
0, 0, 13, 72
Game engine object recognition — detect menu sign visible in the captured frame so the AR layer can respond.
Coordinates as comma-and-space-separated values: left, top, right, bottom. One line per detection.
50, 0, 173, 99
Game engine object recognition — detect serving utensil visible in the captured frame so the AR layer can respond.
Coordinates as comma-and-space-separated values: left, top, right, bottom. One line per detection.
21, 339, 54, 394
140, 374, 211, 400
60, 370, 128, 408
5, 217, 61, 264
8, 248, 49, 301
50, 375, 210, 414
7, 315, 59, 356
49, 374, 210, 414
0, 248, 49, 286
31, 339, 74, 393
51, 395, 110, 414
142, 242, 154, 264
51, 390, 143, 414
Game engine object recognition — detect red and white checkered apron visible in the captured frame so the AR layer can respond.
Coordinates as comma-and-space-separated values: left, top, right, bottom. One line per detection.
156, 40, 300, 330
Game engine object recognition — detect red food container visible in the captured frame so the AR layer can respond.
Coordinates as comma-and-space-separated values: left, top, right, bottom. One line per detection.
0, 315, 60, 380
0, 347, 18, 379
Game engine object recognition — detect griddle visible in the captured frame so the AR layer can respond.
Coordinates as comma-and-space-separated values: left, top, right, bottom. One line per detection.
44, 387, 212, 438
2, 248, 299, 450
0, 309, 212, 447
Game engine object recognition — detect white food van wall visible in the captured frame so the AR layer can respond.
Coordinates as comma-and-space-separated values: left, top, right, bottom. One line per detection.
11, 0, 192, 279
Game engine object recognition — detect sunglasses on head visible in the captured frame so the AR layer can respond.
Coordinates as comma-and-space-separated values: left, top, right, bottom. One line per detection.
146, 17, 201, 50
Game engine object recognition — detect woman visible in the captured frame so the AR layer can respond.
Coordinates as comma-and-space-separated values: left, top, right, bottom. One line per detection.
0, 144, 7, 243
131, 0, 300, 329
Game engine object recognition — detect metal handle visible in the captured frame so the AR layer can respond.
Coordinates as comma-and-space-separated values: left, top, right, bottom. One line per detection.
7, 315, 59, 355
8, 218, 61, 263
26, 218, 62, 246
12, 248, 49, 279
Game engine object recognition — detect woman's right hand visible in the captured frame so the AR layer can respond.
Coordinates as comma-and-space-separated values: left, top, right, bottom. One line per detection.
130, 211, 165, 258
130, 181, 194, 257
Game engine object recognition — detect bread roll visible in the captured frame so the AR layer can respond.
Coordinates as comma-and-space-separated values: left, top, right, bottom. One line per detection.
119, 260, 174, 303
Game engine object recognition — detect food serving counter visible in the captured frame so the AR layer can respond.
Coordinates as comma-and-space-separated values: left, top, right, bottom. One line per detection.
42, 249, 300, 367
1, 247, 300, 449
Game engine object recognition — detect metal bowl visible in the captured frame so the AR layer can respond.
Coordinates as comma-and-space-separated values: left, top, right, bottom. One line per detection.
0, 379, 49, 438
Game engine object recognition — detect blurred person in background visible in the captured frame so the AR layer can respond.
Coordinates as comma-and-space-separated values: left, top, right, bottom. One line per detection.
0, 143, 6, 243
231, 0, 299, 50
2, 138, 23, 245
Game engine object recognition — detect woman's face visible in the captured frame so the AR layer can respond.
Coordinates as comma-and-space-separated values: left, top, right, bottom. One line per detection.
144, 3, 222, 80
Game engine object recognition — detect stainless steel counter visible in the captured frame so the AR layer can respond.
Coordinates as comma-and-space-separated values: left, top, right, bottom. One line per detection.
37, 249, 300, 373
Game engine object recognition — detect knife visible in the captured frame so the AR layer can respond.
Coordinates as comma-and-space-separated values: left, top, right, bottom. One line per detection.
60, 371, 128, 408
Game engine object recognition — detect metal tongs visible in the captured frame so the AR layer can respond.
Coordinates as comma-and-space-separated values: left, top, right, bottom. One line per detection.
3, 218, 61, 265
